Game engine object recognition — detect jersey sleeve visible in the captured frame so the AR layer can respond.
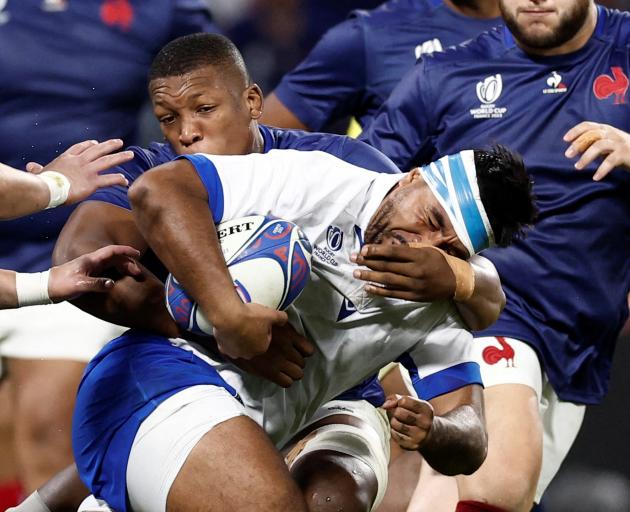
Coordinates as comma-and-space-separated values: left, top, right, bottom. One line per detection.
360, 59, 437, 171
179, 150, 373, 223
273, 16, 368, 131
398, 306, 482, 401
170, 0, 220, 39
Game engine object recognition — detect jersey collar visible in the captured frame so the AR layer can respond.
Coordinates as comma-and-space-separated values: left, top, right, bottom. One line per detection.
259, 124, 274, 153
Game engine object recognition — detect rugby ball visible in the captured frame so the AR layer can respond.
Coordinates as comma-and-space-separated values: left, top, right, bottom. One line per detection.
165, 215, 312, 336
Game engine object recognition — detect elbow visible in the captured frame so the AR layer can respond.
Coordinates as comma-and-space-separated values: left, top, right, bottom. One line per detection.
128, 171, 158, 215
422, 403, 488, 476
455, 430, 488, 475
426, 431, 488, 477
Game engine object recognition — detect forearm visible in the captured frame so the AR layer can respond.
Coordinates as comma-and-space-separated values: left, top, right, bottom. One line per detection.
420, 404, 488, 476
129, 162, 244, 331
0, 163, 50, 218
454, 255, 505, 331
0, 269, 17, 308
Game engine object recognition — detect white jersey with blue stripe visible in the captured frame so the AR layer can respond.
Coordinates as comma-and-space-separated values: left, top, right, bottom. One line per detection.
181, 149, 480, 447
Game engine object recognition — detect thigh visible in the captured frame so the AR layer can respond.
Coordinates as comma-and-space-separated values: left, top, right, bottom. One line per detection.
126, 385, 305, 512
456, 337, 544, 512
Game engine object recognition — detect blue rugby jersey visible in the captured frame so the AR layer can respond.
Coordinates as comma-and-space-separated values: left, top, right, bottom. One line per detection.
361, 6, 630, 404
273, 0, 501, 132
90, 124, 400, 210
0, 0, 218, 273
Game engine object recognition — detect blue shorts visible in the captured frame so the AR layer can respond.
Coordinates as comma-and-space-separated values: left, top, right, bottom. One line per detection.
72, 330, 236, 512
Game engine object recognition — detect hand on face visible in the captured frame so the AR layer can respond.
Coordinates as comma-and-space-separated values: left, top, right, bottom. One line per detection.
351, 244, 456, 301
564, 121, 630, 180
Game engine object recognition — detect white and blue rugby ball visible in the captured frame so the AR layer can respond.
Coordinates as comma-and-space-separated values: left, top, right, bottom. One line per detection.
165, 215, 312, 336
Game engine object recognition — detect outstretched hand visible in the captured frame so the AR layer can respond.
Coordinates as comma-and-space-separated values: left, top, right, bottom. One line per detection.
48, 245, 142, 302
27, 139, 134, 204
383, 394, 434, 451
351, 244, 456, 301
564, 121, 630, 181
213, 303, 289, 360
230, 322, 315, 387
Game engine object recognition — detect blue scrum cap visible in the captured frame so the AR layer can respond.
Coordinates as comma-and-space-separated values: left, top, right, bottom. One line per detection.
419, 150, 494, 257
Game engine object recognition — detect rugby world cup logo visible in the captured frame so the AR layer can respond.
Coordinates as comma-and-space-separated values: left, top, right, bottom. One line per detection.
326, 225, 344, 252
476, 74, 503, 104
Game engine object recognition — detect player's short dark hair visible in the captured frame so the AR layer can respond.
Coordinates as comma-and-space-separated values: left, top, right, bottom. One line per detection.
473, 145, 537, 247
148, 33, 250, 85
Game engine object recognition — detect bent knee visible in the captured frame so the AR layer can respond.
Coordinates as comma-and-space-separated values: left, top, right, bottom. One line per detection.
292, 451, 377, 512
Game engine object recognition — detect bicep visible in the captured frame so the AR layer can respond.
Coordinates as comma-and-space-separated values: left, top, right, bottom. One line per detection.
271, 18, 367, 131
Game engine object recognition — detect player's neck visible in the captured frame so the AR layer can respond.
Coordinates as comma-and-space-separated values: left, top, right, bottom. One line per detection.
517, 3, 598, 57
251, 124, 265, 153
444, 0, 500, 19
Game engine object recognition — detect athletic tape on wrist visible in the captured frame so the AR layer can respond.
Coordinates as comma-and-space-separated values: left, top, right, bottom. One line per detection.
408, 244, 475, 301
39, 171, 71, 208
15, 271, 53, 307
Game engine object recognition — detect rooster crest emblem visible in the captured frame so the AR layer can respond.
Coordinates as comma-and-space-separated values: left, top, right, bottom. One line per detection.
593, 67, 628, 105
482, 337, 515, 367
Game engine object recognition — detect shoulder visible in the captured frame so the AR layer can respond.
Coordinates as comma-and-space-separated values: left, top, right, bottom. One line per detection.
266, 126, 399, 173
596, 6, 630, 48
352, 0, 436, 25
129, 142, 177, 170
423, 26, 510, 72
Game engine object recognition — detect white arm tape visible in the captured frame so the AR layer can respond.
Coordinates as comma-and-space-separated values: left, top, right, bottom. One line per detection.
39, 171, 71, 208
15, 271, 53, 307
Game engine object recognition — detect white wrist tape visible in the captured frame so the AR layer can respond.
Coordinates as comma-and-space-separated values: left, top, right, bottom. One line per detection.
15, 271, 53, 307
39, 171, 71, 208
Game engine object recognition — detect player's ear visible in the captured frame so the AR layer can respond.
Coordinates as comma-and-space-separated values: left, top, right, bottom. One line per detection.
396, 168, 421, 188
245, 84, 264, 119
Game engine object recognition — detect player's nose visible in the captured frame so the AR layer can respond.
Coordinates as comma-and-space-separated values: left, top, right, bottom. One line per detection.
179, 118, 203, 146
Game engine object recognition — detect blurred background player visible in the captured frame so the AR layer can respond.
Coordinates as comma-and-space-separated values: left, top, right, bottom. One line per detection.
0, 1, 219, 505
360, 0, 630, 510
261, 0, 502, 134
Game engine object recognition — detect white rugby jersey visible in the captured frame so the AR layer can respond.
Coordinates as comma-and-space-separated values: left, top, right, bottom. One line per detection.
180, 149, 480, 447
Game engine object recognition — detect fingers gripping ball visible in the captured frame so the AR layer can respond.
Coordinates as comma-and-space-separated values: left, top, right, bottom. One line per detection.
165, 215, 313, 336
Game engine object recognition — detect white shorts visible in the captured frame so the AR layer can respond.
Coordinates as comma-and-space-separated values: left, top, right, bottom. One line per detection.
284, 399, 391, 511
126, 384, 248, 512
0, 301, 125, 364
471, 336, 586, 502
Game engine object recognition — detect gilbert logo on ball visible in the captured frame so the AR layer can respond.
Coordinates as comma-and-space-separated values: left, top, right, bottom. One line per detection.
166, 215, 312, 336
